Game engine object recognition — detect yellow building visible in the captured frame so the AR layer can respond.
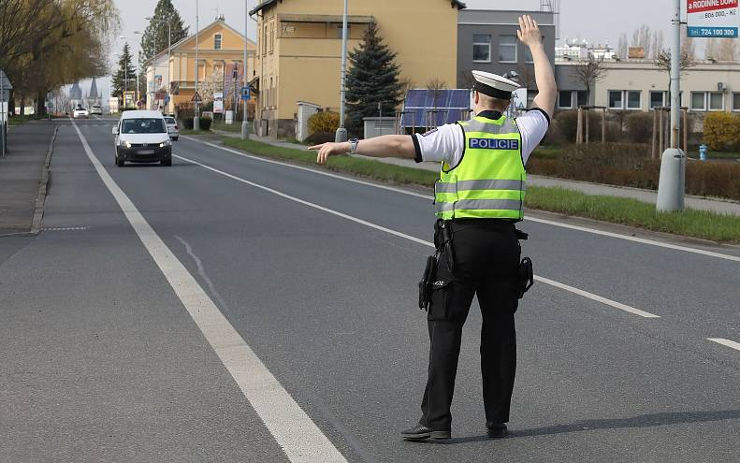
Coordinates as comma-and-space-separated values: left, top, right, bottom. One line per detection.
249, 0, 464, 137
144, 16, 257, 116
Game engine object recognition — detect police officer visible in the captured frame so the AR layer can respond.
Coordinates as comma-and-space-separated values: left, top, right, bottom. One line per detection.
310, 15, 556, 440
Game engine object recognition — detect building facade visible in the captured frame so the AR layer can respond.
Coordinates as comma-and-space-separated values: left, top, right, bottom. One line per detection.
555, 59, 740, 114
144, 17, 256, 116
250, 0, 464, 137
457, 9, 556, 106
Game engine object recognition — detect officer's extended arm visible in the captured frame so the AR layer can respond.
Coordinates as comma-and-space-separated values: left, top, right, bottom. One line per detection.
518, 15, 557, 118
309, 135, 415, 165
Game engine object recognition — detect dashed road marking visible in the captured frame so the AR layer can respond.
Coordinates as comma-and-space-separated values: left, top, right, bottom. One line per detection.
708, 338, 740, 352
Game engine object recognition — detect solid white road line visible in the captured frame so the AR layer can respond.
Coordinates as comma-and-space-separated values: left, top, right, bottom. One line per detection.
182, 135, 740, 264
708, 338, 740, 352
174, 153, 661, 319
72, 122, 348, 463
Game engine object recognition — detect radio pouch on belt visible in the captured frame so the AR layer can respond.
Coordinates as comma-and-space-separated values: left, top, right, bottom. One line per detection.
418, 254, 438, 311
517, 257, 534, 299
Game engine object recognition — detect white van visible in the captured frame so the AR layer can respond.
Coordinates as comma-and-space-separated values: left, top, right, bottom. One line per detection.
112, 110, 172, 167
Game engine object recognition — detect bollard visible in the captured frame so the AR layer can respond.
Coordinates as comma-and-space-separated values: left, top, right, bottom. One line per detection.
656, 148, 686, 212
699, 144, 708, 161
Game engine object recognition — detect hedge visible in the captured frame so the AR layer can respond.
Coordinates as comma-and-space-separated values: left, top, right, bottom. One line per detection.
703, 112, 740, 151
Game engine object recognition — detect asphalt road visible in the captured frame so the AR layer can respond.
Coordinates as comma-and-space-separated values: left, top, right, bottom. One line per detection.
1, 117, 739, 462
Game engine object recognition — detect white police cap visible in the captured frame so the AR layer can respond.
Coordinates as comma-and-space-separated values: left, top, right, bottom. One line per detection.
472, 70, 520, 99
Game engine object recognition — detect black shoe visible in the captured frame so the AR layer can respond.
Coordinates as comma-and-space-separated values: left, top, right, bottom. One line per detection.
401, 423, 451, 441
487, 423, 508, 439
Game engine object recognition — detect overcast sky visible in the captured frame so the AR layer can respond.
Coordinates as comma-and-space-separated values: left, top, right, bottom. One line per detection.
84, 0, 686, 102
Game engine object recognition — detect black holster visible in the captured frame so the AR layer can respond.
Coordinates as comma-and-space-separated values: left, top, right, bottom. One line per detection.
418, 254, 438, 311
515, 228, 534, 299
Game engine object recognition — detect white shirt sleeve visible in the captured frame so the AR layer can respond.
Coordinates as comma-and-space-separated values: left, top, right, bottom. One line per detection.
413, 123, 465, 166
515, 109, 550, 165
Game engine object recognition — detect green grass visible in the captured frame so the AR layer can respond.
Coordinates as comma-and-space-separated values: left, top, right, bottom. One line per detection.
210, 120, 243, 133
187, 134, 740, 243
532, 145, 563, 159
526, 187, 740, 242
180, 129, 212, 135
687, 151, 740, 160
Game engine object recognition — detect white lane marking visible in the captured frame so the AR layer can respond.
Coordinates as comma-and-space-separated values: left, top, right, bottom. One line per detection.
181, 135, 431, 199
72, 122, 348, 463
534, 276, 661, 319
174, 153, 661, 319
708, 338, 740, 352
182, 135, 740, 263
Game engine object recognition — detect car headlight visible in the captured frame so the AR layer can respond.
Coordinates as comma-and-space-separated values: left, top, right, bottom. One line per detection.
159, 139, 172, 148
123, 141, 131, 148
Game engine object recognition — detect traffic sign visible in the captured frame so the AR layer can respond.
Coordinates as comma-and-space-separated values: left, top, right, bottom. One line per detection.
241, 86, 250, 101
191, 91, 203, 103
687, 0, 739, 38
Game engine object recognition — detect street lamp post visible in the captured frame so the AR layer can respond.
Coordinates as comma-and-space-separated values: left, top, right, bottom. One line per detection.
144, 17, 173, 113
656, 0, 685, 212
193, 0, 200, 131
241, 0, 249, 140
335, 0, 348, 142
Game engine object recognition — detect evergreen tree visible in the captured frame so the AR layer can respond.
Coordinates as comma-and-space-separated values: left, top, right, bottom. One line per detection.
111, 43, 136, 100
140, 0, 189, 61
345, 21, 402, 136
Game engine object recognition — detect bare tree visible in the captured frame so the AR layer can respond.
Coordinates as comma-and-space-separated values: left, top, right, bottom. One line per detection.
706, 38, 738, 61
617, 33, 628, 59
570, 54, 607, 106
631, 24, 652, 57
655, 44, 695, 102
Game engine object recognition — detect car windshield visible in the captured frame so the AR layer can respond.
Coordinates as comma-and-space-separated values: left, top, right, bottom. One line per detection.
121, 118, 166, 134
164, 117, 175, 124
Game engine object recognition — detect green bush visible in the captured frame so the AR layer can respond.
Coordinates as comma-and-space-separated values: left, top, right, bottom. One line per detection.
181, 118, 194, 130
624, 112, 654, 143
304, 131, 336, 145
199, 117, 212, 131
308, 111, 340, 135
703, 112, 740, 151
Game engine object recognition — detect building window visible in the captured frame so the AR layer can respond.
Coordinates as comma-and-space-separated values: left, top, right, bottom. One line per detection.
472, 34, 491, 62
626, 91, 641, 110
214, 33, 222, 50
733, 93, 740, 111
608, 90, 623, 109
336, 24, 351, 38
498, 35, 517, 63
650, 91, 665, 109
576, 91, 588, 107
524, 47, 533, 63
709, 92, 724, 111
558, 90, 573, 109
690, 92, 706, 111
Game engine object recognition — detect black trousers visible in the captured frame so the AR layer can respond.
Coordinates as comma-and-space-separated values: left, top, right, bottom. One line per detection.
420, 220, 520, 431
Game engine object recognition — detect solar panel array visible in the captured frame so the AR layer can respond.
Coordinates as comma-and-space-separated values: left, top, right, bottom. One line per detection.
400, 89, 471, 129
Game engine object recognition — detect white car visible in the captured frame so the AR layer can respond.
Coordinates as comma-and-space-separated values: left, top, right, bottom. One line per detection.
90, 105, 103, 115
73, 107, 89, 118
112, 110, 172, 167
164, 116, 179, 141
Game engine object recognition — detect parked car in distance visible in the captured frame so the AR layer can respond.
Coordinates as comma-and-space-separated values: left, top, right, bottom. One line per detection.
112, 110, 172, 167
164, 116, 179, 141
73, 106, 89, 118
90, 105, 103, 115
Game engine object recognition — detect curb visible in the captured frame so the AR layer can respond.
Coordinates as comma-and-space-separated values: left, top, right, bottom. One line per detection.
30, 125, 58, 234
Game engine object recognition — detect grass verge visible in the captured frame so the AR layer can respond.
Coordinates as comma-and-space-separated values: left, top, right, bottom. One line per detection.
212, 136, 740, 243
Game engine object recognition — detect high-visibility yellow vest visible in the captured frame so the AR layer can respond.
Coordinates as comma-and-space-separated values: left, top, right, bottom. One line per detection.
434, 114, 527, 220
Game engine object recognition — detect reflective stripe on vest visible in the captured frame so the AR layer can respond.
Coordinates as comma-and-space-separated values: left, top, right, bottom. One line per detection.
434, 115, 527, 220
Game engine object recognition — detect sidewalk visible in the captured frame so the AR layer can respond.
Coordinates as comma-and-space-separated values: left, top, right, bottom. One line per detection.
0, 121, 56, 234
209, 129, 740, 217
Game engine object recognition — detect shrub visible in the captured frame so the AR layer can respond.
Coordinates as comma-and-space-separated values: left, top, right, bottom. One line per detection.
554, 110, 578, 142
703, 112, 740, 151
198, 117, 212, 131
308, 111, 340, 135
624, 112, 654, 143
304, 131, 336, 145
181, 118, 194, 130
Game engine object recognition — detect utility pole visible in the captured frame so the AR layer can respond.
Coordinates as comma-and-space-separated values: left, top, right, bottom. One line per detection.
656, 0, 685, 212
335, 0, 348, 142
193, 0, 200, 131
241, 0, 249, 140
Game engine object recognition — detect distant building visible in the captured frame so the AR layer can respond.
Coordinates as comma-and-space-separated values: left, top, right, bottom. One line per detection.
457, 9, 556, 107
69, 82, 83, 110
87, 78, 101, 108
144, 16, 257, 116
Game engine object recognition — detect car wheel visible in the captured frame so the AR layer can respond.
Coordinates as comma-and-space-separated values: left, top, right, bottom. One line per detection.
173, 137, 179, 141
116, 156, 124, 167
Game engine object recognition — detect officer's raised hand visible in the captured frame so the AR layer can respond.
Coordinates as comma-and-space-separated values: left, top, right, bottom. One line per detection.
517, 14, 557, 117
